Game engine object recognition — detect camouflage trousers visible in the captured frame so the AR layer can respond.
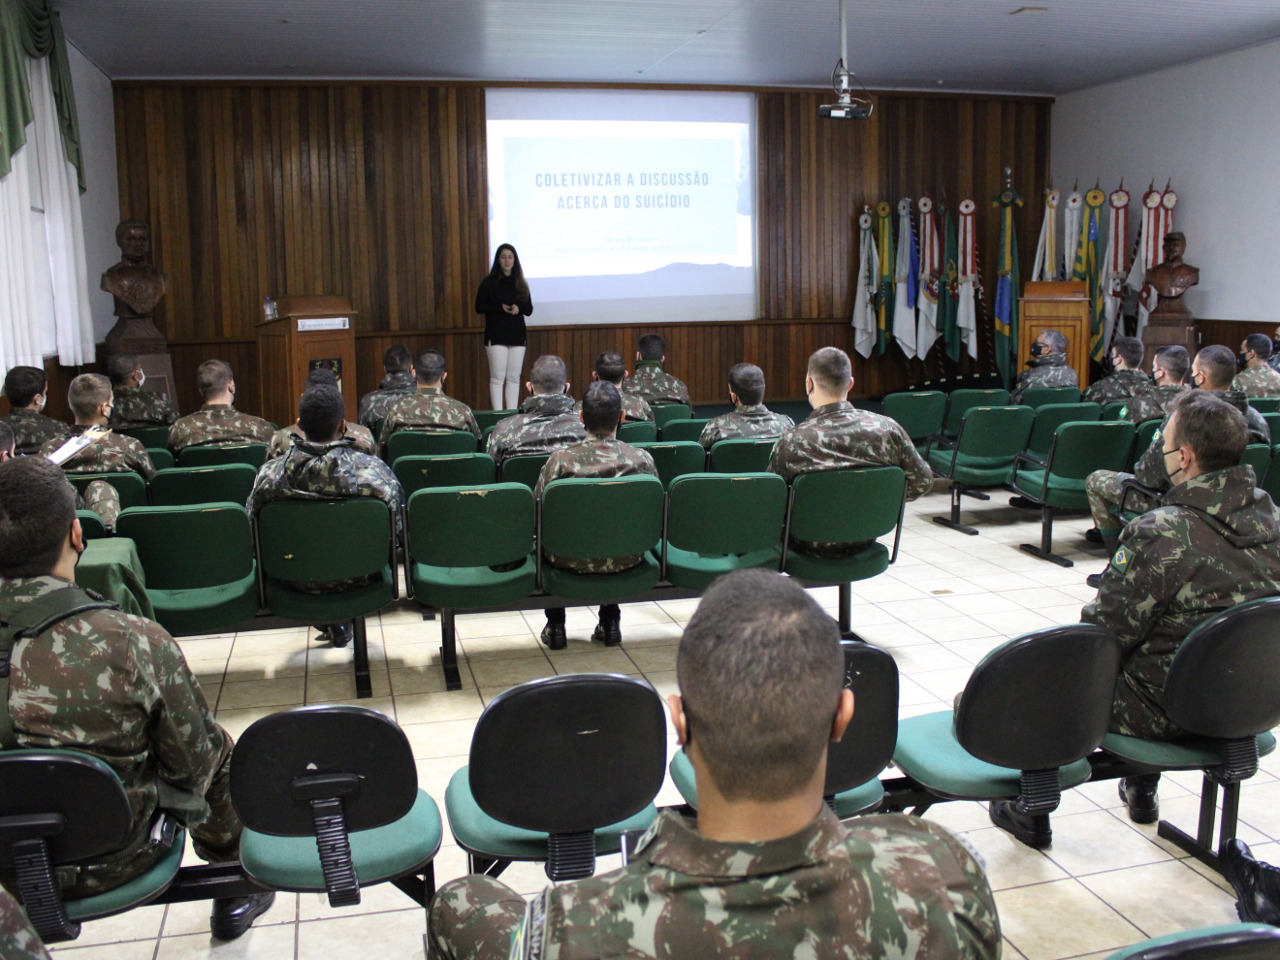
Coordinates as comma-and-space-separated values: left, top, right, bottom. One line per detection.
428, 875, 526, 960
1111, 675, 1185, 741
82, 481, 122, 532
1084, 470, 1157, 531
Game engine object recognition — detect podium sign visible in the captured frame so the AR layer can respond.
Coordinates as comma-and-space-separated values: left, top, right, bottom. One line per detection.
256, 295, 358, 428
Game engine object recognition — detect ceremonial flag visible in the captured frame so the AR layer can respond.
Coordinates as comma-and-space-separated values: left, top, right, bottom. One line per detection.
893, 198, 919, 359
1073, 187, 1105, 362
1062, 189, 1083, 282
1101, 185, 1130, 351
851, 207, 879, 359
939, 201, 962, 362
993, 183, 1023, 387
875, 201, 894, 356
1030, 188, 1061, 282
1127, 183, 1163, 338
916, 196, 941, 358
1159, 181, 1177, 239
957, 198, 980, 362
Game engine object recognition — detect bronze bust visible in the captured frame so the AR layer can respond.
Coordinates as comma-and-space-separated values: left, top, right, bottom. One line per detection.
1144, 232, 1199, 317
101, 219, 168, 319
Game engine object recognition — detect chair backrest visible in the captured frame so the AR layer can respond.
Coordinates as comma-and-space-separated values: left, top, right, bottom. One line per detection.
1130, 419, 1162, 471
1042, 420, 1135, 481
408, 483, 534, 568
231, 705, 418, 836
632, 441, 706, 488
1248, 397, 1280, 414
1163, 597, 1280, 739
1105, 924, 1280, 960
468, 674, 666, 834
1019, 385, 1082, 407
118, 425, 170, 448
1025, 402, 1102, 460
827, 641, 899, 795
473, 409, 517, 432
1242, 443, 1271, 485
148, 464, 258, 507
76, 510, 107, 540
882, 390, 946, 444
665, 473, 787, 557
393, 454, 496, 496
709, 438, 777, 473
943, 388, 1010, 436
66, 471, 148, 509
657, 418, 710, 442
616, 420, 658, 443
387, 429, 477, 461
257, 498, 393, 584
177, 443, 268, 468
651, 403, 692, 430
949, 405, 1035, 462
1101, 400, 1128, 420
499, 453, 551, 488
955, 624, 1120, 770
147, 447, 175, 470
117, 503, 255, 589
789, 467, 905, 547
1260, 411, 1280, 441
541, 475, 665, 561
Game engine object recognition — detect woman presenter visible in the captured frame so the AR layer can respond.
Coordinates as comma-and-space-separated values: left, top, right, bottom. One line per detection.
475, 243, 533, 409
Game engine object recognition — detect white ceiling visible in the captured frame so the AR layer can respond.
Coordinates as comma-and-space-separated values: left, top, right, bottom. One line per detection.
57, 0, 1280, 96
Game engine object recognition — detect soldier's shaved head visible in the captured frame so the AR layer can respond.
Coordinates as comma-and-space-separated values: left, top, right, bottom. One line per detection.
593, 351, 626, 385
529, 355, 568, 395
1111, 337, 1144, 370
383, 344, 412, 374
677, 569, 844, 802
414, 350, 447, 386
298, 385, 345, 442
1194, 345, 1238, 391
3, 366, 47, 408
0, 457, 77, 578
637, 334, 666, 362
728, 363, 765, 406
67, 374, 112, 422
197, 360, 234, 400
807, 347, 852, 395
581, 381, 622, 435
1153, 345, 1189, 383
107, 353, 140, 387
1169, 391, 1247, 475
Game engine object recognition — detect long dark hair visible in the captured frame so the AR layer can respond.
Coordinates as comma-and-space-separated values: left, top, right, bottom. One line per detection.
488, 243, 530, 300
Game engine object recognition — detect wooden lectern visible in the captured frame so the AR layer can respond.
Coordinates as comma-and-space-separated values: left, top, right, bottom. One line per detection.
256, 295, 357, 428
1019, 281, 1090, 387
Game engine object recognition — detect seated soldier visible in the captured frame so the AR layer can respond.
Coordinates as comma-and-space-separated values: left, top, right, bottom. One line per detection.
38, 374, 155, 482
0, 365, 70, 455
1122, 344, 1189, 425
575, 350, 653, 423
266, 369, 376, 460
248, 384, 404, 647
357, 344, 417, 430
1232, 333, 1280, 398
486, 355, 586, 465
621, 333, 690, 405
168, 360, 274, 453
378, 348, 481, 452
1009, 329, 1078, 404
106, 352, 177, 429
428, 568, 1000, 960
0, 421, 121, 531
1083, 336, 1149, 405
534, 381, 658, 649
769, 347, 933, 556
0, 457, 273, 940
699, 361, 794, 449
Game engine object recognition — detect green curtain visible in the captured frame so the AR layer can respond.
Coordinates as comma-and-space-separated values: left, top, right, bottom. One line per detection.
0, 0, 84, 192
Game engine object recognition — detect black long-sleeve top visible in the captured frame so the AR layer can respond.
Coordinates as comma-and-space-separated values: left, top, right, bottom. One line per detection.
475, 274, 533, 347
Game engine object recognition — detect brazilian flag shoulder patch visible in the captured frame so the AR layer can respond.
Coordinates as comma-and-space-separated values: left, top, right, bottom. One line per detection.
1110, 545, 1132, 573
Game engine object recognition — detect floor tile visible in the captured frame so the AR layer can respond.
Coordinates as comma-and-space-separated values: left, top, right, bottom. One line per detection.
1078, 859, 1239, 938
995, 878, 1144, 960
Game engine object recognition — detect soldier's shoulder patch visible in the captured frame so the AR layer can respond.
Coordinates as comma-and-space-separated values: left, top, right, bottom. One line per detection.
1110, 545, 1132, 573
1119, 405, 1129, 419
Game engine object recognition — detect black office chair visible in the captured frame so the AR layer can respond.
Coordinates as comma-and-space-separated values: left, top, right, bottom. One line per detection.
1103, 924, 1280, 960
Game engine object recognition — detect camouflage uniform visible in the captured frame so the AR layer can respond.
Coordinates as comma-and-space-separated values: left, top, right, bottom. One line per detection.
1, 576, 238, 897
1083, 465, 1280, 739
267, 422, 376, 460
1232, 363, 1280, 399
378, 387, 482, 449
79, 481, 124, 532
1, 409, 69, 456
109, 386, 178, 428
574, 392, 654, 423
428, 807, 1000, 960
535, 436, 658, 574
621, 361, 690, 405
1269, 354, 1280, 375
699, 403, 794, 449
38, 426, 156, 480
1008, 352, 1079, 404
358, 371, 417, 429
247, 435, 405, 591
486, 394, 586, 465
0, 888, 52, 960
1083, 369, 1150, 406
168, 404, 274, 453
1122, 383, 1189, 425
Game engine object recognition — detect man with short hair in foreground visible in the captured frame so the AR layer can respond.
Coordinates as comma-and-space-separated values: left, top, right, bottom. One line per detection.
699, 361, 794, 448
428, 568, 1001, 960
0, 457, 272, 940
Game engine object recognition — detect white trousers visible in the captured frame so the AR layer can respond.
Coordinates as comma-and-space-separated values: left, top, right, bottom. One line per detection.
486, 344, 525, 410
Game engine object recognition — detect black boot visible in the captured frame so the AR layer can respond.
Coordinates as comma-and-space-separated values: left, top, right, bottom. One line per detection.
211, 891, 276, 941
1223, 839, 1280, 925
591, 604, 622, 646
988, 800, 1052, 849
1118, 773, 1160, 824
541, 608, 567, 650
318, 622, 352, 648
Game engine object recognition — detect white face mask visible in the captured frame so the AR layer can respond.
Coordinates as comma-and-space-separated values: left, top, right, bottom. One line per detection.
136, 370, 146, 388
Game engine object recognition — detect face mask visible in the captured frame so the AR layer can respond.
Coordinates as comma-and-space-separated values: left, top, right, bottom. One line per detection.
1272, 339, 1280, 355
1238, 353, 1250, 368
1030, 343, 1046, 358
136, 370, 146, 388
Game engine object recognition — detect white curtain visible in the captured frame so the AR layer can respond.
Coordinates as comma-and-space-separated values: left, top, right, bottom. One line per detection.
0, 134, 48, 370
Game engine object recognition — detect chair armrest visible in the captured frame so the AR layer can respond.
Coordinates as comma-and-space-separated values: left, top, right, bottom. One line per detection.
1118, 478, 1164, 516
1015, 451, 1048, 468
926, 433, 955, 449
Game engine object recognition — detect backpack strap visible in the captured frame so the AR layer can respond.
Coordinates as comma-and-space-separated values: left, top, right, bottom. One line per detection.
0, 584, 119, 749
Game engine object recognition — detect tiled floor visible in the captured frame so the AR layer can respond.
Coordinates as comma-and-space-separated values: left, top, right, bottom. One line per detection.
48, 480, 1280, 959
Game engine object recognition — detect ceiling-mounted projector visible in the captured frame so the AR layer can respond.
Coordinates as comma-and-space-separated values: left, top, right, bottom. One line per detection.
819, 0, 873, 121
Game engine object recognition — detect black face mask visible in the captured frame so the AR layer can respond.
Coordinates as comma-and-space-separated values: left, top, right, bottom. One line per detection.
1101, 355, 1115, 374
1272, 338, 1280, 356
1030, 343, 1046, 358
1238, 352, 1250, 369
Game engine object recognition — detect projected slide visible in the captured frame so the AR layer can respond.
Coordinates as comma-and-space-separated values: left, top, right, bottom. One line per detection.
486, 90, 757, 325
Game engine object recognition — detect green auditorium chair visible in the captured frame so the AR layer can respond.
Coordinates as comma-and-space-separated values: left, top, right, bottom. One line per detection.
928, 404, 1035, 535
1129, 418, 1163, 472
1018, 385, 1082, 407
940, 388, 1010, 440
882, 389, 946, 456
66, 471, 148, 509
632, 440, 706, 488
670, 640, 898, 817
1260, 412, 1280, 445
117, 425, 170, 448
76, 510, 107, 539
177, 443, 268, 468
708, 438, 777, 473
1248, 397, 1280, 414
616, 420, 658, 442
146, 448, 175, 470
1018, 401, 1102, 465
499, 453, 551, 488
386, 429, 477, 462
1011, 419, 1134, 566
473, 409, 517, 433
1242, 443, 1271, 487
888, 624, 1120, 849
445, 674, 666, 880
148, 464, 257, 507
1101, 400, 1128, 420
651, 403, 692, 432
1103, 925, 1280, 960
662, 473, 787, 590
393, 453, 496, 497
256, 498, 397, 699
407, 483, 537, 691
231, 705, 442, 915
782, 466, 906, 640
655, 418, 710, 442
1265, 446, 1280, 504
